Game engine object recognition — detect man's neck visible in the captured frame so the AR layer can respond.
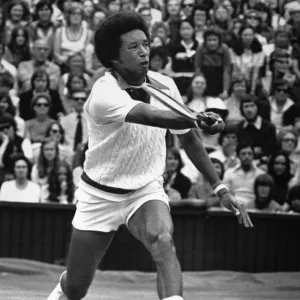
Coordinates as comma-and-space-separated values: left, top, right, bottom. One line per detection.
36, 114, 48, 121
34, 60, 46, 66
115, 69, 145, 86
247, 116, 257, 124
16, 178, 27, 186
241, 164, 252, 172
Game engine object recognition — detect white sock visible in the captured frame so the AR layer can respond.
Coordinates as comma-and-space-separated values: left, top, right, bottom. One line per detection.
162, 296, 184, 300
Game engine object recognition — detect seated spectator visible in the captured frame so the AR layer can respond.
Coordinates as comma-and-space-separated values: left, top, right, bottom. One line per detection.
53, 2, 92, 73
149, 46, 170, 75
5, 0, 30, 44
163, 146, 192, 200
30, 0, 57, 53
138, 6, 153, 30
230, 25, 264, 95
277, 128, 300, 175
135, 0, 162, 25
31, 137, 60, 201
209, 122, 240, 171
236, 95, 277, 159
190, 5, 208, 45
0, 40, 18, 86
286, 184, 300, 213
3, 25, 31, 67
186, 74, 208, 111
164, 0, 181, 44
0, 8, 8, 44
268, 80, 294, 130
45, 160, 74, 204
252, 173, 282, 212
0, 69, 19, 107
32, 121, 74, 166
25, 93, 55, 144
224, 76, 248, 125
82, 0, 97, 30
17, 39, 61, 93
267, 0, 285, 29
168, 19, 198, 95
267, 152, 293, 205
0, 156, 40, 202
60, 90, 88, 152
151, 22, 171, 46
0, 89, 25, 137
195, 27, 231, 99
0, 113, 32, 174
19, 69, 65, 121
223, 141, 264, 209
188, 157, 224, 207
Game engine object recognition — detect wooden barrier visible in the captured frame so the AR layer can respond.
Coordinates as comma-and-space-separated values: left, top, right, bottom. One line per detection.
0, 201, 299, 272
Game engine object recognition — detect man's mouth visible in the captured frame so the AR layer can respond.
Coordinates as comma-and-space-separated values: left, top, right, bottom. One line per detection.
141, 61, 149, 67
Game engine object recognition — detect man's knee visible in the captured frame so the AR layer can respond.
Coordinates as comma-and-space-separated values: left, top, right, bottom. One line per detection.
64, 277, 89, 300
145, 225, 176, 263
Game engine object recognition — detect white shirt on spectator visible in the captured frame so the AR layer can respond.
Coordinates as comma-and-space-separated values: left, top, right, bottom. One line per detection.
223, 163, 264, 209
269, 97, 294, 130
0, 180, 41, 202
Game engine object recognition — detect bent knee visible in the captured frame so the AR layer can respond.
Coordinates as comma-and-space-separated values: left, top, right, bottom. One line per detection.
65, 281, 89, 300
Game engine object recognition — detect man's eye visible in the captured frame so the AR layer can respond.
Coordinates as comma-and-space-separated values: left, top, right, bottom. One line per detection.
130, 45, 138, 50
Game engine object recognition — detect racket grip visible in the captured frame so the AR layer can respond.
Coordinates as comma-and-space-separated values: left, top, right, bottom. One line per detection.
198, 113, 216, 126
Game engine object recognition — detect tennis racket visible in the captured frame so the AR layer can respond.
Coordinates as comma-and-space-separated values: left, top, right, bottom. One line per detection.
141, 82, 216, 126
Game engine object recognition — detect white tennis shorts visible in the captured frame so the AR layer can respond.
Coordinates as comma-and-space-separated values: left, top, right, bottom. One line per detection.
72, 177, 170, 232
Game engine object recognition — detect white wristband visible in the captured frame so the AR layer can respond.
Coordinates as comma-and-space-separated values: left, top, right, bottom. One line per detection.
213, 183, 229, 196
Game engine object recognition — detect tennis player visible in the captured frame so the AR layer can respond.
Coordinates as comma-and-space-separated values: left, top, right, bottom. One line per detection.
48, 12, 253, 300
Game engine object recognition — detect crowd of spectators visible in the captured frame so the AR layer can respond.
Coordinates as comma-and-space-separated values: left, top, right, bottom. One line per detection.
0, 0, 299, 214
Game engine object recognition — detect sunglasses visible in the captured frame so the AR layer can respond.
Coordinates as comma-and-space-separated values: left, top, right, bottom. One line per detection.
282, 138, 296, 143
36, 102, 49, 107
73, 97, 87, 102
183, 4, 193, 7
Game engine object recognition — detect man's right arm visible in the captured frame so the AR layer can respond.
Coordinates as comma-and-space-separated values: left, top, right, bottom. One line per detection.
125, 102, 195, 130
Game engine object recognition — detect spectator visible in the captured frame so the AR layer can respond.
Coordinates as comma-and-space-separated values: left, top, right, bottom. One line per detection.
230, 25, 264, 95
0, 156, 41, 202
210, 4, 234, 47
136, 0, 162, 25
266, 0, 285, 29
244, 9, 267, 45
0, 89, 25, 137
190, 4, 208, 45
53, 2, 92, 73
223, 140, 264, 209
0, 113, 32, 174
164, 0, 181, 43
105, 0, 122, 16
253, 2, 273, 42
224, 76, 248, 125
163, 146, 191, 199
0, 8, 8, 44
181, 0, 195, 20
188, 157, 225, 207
149, 46, 169, 74
82, 0, 97, 30
31, 137, 60, 201
0, 40, 17, 85
138, 6, 153, 30
121, 0, 135, 12
5, 0, 30, 44
58, 52, 91, 111
17, 39, 61, 93
168, 19, 198, 95
277, 128, 300, 175
19, 69, 65, 121
60, 90, 88, 152
253, 173, 282, 212
186, 74, 208, 110
195, 26, 231, 98
25, 92, 55, 144
268, 80, 294, 130
30, 0, 56, 52
46, 160, 74, 204
3, 25, 31, 67
32, 121, 74, 166
0, 70, 19, 112
151, 21, 171, 45
236, 94, 277, 159
209, 122, 240, 171
286, 184, 300, 213
267, 151, 293, 206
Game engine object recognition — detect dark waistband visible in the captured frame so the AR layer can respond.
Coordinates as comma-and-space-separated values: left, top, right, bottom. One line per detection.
81, 171, 136, 195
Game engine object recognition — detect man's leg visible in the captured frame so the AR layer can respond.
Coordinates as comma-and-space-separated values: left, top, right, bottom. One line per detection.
50, 228, 114, 300
127, 200, 183, 299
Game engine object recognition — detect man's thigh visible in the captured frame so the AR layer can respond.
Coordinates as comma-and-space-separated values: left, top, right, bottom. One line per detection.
66, 228, 115, 287
127, 200, 173, 247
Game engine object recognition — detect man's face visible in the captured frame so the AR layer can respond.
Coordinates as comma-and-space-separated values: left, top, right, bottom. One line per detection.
33, 42, 50, 63
168, 0, 181, 16
139, 0, 150, 8
206, 35, 219, 51
115, 29, 150, 79
121, 0, 135, 11
182, 0, 195, 17
239, 147, 254, 167
140, 9, 152, 28
242, 102, 258, 121
274, 87, 288, 103
14, 159, 28, 180
72, 91, 87, 112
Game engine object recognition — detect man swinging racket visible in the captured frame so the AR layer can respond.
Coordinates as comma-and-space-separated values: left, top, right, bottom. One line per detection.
48, 12, 253, 300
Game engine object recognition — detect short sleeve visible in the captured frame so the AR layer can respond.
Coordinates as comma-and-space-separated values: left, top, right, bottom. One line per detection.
84, 80, 140, 125
167, 78, 191, 135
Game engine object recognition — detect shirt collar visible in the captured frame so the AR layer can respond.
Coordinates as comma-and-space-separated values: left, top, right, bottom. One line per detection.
243, 115, 262, 130
106, 70, 170, 91
269, 97, 294, 112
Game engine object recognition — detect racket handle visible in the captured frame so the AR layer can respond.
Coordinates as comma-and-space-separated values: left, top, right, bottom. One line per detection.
198, 113, 216, 126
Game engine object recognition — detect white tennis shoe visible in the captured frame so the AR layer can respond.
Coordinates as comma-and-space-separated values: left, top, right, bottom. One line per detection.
47, 271, 68, 300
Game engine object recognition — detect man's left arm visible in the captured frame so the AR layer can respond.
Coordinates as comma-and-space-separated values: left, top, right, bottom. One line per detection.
177, 129, 253, 228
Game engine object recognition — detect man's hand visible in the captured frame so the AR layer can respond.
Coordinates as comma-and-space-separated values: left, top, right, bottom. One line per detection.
220, 192, 253, 227
197, 112, 225, 135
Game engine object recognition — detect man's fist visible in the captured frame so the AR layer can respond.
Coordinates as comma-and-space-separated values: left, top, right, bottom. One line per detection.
197, 112, 225, 135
